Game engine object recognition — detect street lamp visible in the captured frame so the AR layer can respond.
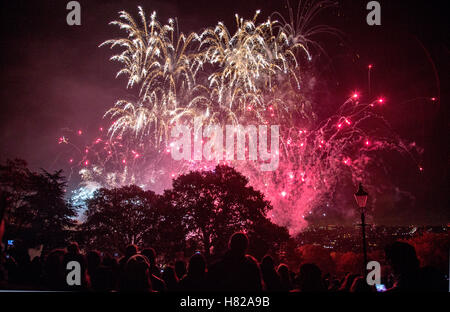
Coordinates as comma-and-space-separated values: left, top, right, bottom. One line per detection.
354, 182, 369, 274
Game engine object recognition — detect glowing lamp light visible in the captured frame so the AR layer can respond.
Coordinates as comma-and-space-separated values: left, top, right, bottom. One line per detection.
69, 158, 73, 163
377, 98, 384, 104
78, 130, 82, 135
84, 160, 89, 166
419, 166, 423, 172
337, 124, 342, 128
122, 159, 126, 164
352, 92, 359, 99
354, 183, 368, 208
368, 64, 373, 69
430, 97, 436, 101
281, 191, 287, 197
365, 140, 370, 146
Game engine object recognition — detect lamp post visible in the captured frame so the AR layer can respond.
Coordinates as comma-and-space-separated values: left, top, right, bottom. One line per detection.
354, 182, 369, 274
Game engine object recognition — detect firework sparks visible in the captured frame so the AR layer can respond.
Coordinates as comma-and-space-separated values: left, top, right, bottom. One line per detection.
58, 3, 422, 234
101, 8, 202, 146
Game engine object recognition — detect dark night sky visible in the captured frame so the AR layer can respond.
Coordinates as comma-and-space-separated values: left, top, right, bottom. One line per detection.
0, 0, 448, 225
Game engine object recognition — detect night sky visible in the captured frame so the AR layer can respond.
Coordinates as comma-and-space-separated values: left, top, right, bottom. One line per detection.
0, 0, 448, 226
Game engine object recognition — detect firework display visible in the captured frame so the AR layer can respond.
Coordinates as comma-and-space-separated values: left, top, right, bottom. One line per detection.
58, 1, 422, 234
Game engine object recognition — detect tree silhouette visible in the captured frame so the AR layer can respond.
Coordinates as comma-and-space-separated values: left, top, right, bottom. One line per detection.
25, 169, 76, 250
82, 185, 159, 253
0, 159, 76, 250
162, 165, 290, 258
0, 159, 33, 229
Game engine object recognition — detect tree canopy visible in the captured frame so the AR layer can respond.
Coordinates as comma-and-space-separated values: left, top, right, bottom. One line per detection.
162, 165, 290, 258
0, 159, 76, 250
81, 165, 290, 259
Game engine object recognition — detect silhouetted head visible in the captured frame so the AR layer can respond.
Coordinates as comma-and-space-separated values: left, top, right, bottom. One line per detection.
228, 232, 248, 256
102, 253, 117, 267
67, 242, 80, 254
188, 253, 206, 277
123, 254, 151, 291
297, 263, 324, 292
277, 264, 290, 278
261, 255, 275, 271
385, 241, 419, 275
125, 244, 138, 258
141, 248, 156, 266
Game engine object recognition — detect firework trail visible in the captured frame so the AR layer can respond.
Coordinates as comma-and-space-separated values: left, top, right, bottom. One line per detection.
195, 9, 307, 122
59, 2, 422, 234
100, 7, 203, 147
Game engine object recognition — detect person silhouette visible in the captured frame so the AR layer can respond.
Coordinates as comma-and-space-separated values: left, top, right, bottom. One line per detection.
141, 247, 160, 277
175, 260, 187, 280
277, 264, 292, 291
385, 241, 420, 291
62, 242, 88, 290
260, 255, 283, 291
385, 241, 446, 292
120, 254, 153, 292
292, 263, 325, 292
161, 266, 179, 291
179, 253, 208, 291
208, 232, 262, 291
140, 248, 167, 292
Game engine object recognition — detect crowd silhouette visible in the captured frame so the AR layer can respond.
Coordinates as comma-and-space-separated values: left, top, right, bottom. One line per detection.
0, 232, 447, 292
